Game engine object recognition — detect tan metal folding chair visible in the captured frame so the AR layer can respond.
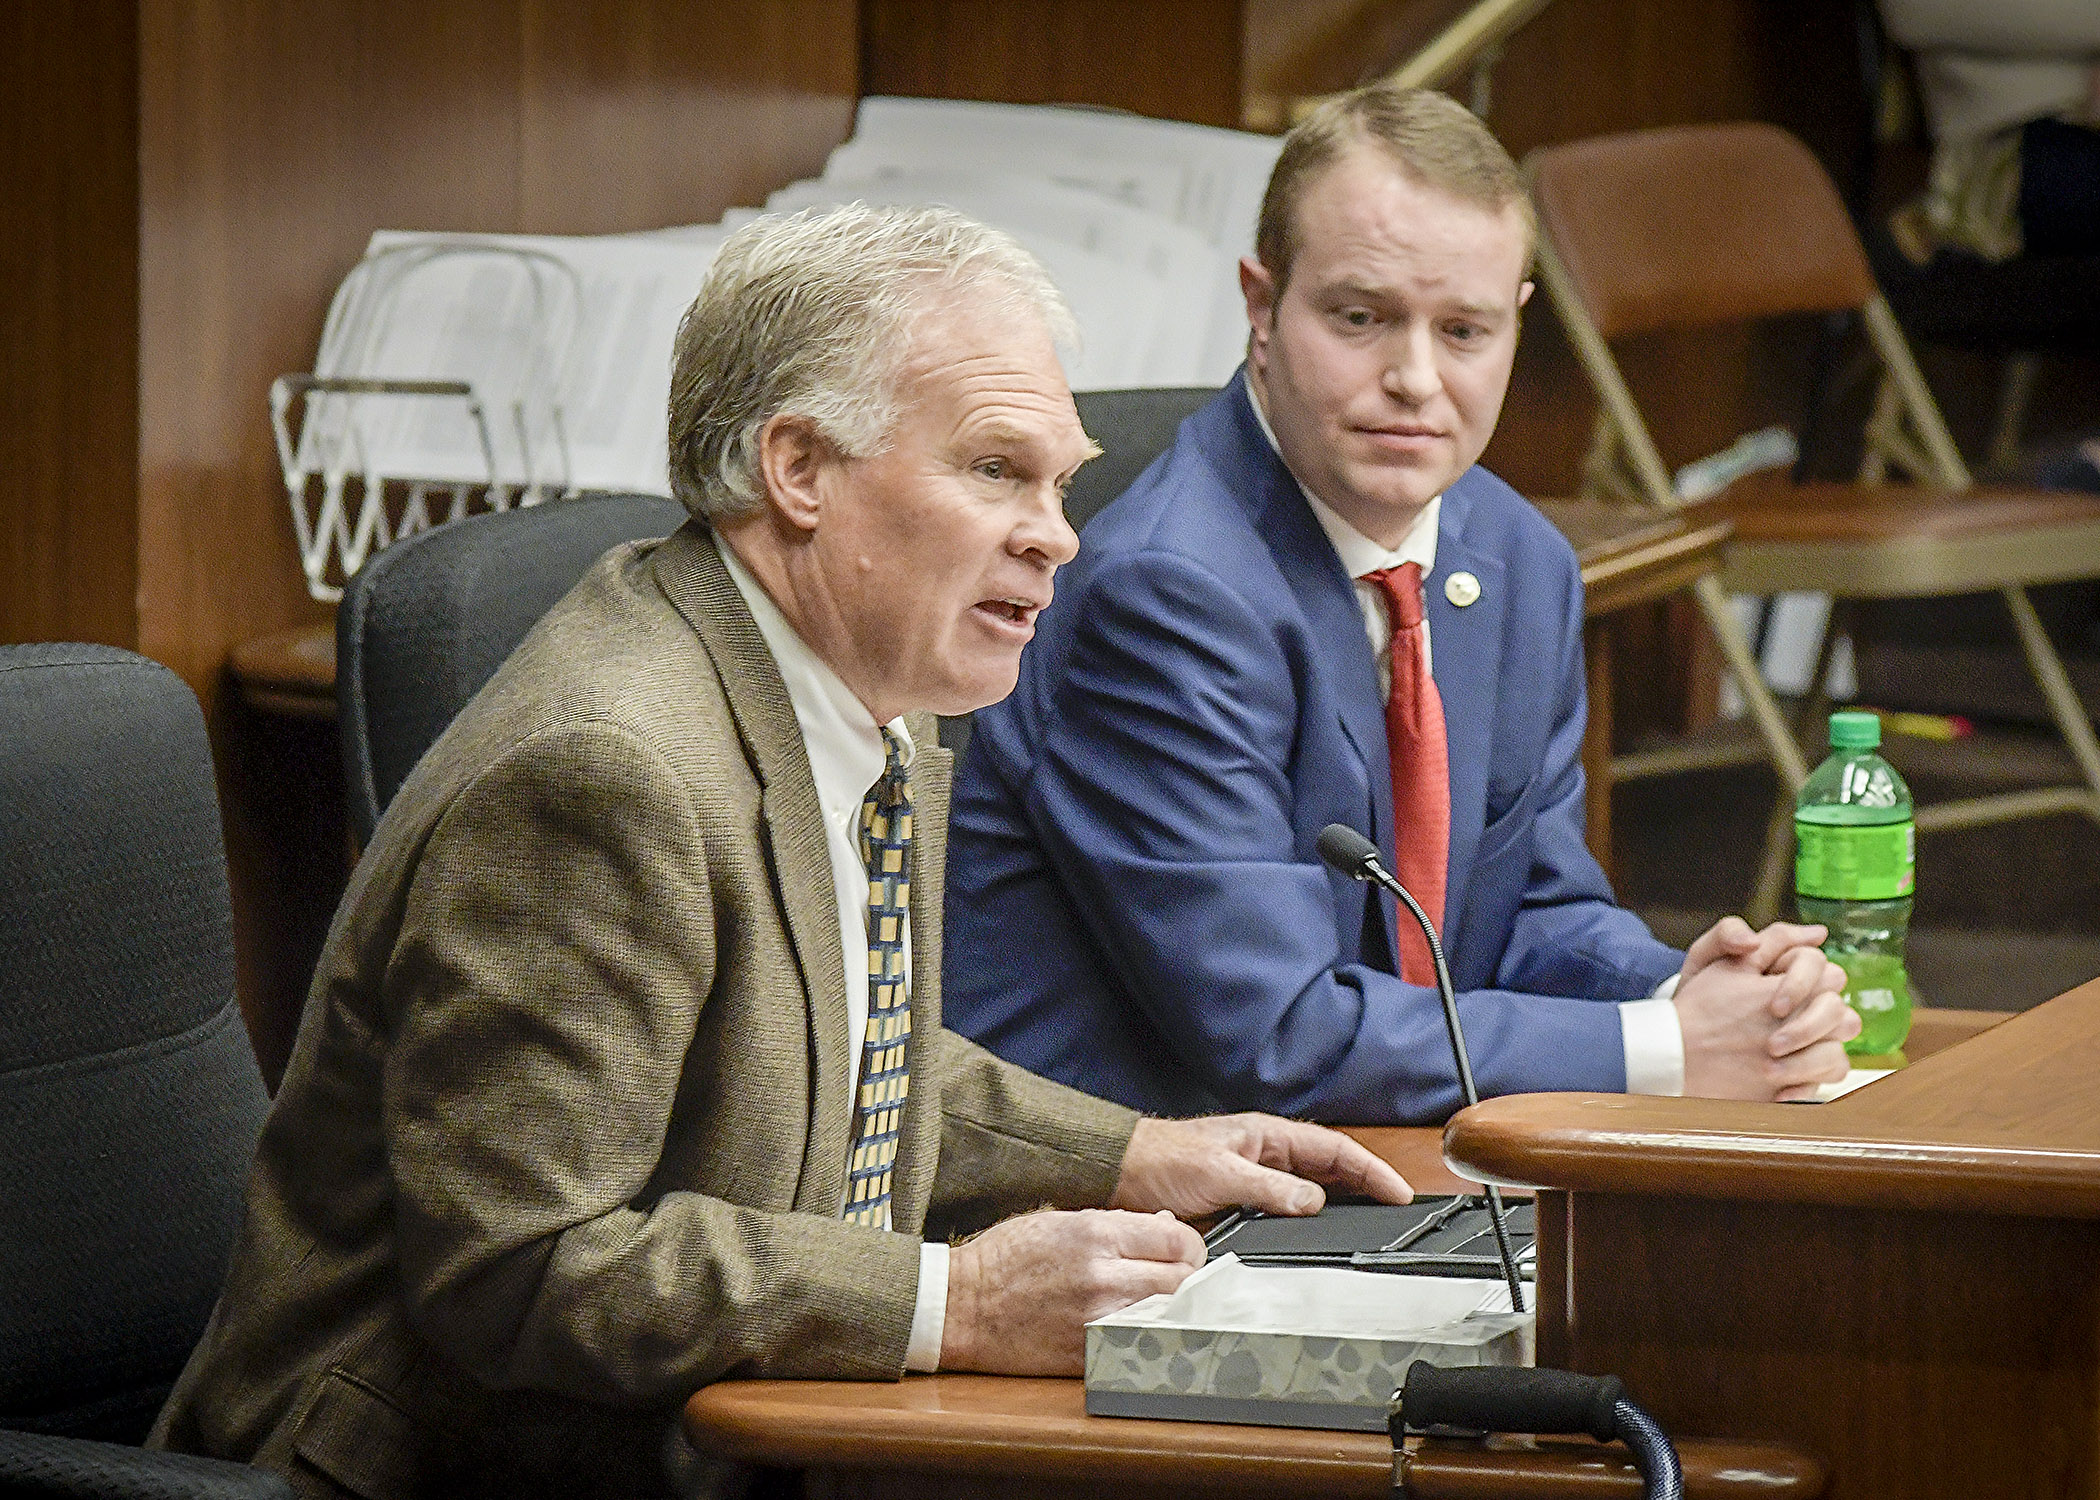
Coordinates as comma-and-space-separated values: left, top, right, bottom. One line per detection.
1526, 122, 2100, 923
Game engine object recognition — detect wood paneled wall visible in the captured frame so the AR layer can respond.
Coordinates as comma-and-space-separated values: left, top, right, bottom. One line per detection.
134, 0, 859, 702
1, 2, 140, 652
862, 0, 1244, 130
8, 1, 858, 1080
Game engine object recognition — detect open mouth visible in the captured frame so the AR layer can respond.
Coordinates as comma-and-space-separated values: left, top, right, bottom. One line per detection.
975, 597, 1042, 629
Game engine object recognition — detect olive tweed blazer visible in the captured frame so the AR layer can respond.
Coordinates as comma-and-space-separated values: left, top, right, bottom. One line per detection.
151, 524, 1138, 1499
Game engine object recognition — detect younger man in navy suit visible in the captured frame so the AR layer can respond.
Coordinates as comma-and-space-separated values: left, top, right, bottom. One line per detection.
942, 86, 1859, 1124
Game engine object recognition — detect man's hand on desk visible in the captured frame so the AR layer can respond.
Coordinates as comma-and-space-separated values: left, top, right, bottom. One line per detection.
1675, 917, 1862, 1101
938, 1115, 1412, 1376
940, 1208, 1205, 1375
1108, 1113, 1413, 1219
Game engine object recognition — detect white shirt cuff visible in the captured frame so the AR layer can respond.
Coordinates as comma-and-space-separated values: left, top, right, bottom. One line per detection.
905, 1239, 949, 1372
1620, 979, 1685, 1096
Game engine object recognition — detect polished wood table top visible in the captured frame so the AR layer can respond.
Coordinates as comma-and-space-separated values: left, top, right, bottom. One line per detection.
686, 1368, 1823, 1498
1448, 997, 2081, 1217
227, 621, 336, 719
1532, 497, 1733, 619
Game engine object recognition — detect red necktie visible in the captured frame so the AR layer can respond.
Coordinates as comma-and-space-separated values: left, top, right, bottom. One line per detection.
1362, 562, 1449, 987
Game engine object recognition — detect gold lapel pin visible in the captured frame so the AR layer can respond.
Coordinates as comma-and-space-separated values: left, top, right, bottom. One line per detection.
1445, 571, 1481, 608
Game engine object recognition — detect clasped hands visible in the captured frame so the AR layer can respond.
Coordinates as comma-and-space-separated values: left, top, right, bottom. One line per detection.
941, 1114, 1411, 1374
1674, 916, 1862, 1101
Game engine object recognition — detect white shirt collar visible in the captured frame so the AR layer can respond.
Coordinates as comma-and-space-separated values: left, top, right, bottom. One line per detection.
1244, 373, 1441, 581
716, 536, 915, 822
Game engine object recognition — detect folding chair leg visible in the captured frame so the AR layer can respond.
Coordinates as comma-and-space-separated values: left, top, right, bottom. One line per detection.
1986, 352, 2041, 474
1793, 600, 1845, 743
1693, 575, 1809, 923
2003, 585, 2100, 821
1744, 602, 1856, 926
1750, 789, 1797, 927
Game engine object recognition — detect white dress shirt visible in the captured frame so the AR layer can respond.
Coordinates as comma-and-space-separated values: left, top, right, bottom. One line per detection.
720, 541, 949, 1370
1245, 381, 1684, 1095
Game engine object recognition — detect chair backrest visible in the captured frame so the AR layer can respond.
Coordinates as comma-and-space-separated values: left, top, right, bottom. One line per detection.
1069, 388, 1219, 528
337, 493, 688, 842
0, 645, 268, 1443
1528, 122, 1879, 340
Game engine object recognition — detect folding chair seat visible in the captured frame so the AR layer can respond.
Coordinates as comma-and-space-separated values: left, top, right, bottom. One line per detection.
1526, 121, 2100, 920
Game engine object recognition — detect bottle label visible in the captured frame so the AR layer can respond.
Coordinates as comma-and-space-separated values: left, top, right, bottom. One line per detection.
1795, 819, 1914, 900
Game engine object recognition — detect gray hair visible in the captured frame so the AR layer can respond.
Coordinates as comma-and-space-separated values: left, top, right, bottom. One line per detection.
666, 203, 1076, 523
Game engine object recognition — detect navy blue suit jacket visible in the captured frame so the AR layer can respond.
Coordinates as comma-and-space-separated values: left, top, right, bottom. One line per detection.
943, 378, 1683, 1124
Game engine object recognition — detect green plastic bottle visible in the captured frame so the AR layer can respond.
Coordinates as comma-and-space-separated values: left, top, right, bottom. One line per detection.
1795, 711, 1914, 1060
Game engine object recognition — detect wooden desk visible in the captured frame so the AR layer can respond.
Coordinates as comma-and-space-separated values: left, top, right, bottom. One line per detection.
685, 1019, 2012, 1498
1447, 991, 2082, 1498
685, 1127, 1826, 1499
227, 622, 336, 720
1532, 500, 1733, 881
689, 1372, 1822, 1500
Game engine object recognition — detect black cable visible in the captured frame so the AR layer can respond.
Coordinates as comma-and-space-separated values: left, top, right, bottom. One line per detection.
1611, 1395, 1685, 1500
1394, 1366, 1685, 1500
1387, 874, 1526, 1316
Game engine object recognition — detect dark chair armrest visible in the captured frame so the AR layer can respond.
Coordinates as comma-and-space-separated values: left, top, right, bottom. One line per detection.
0, 1428, 294, 1500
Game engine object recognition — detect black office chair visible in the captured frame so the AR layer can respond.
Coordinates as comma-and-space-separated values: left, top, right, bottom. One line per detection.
936, 386, 1220, 759
1068, 387, 1218, 529
337, 493, 687, 843
0, 644, 288, 1498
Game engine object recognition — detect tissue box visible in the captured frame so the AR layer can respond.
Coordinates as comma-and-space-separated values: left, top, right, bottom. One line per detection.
1084, 1254, 1533, 1432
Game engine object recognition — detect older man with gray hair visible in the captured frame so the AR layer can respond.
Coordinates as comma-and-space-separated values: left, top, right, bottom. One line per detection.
151, 205, 1407, 1500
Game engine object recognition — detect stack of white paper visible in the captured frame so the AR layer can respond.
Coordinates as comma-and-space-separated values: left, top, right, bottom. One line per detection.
817, 97, 1280, 384
279, 98, 1279, 595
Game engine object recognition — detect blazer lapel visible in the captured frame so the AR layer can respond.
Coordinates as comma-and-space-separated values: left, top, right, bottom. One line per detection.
651, 525, 852, 1214
1210, 379, 1392, 965
1425, 482, 1506, 959
1217, 383, 1389, 847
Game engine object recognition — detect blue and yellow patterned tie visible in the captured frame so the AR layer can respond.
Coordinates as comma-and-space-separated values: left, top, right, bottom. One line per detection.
844, 729, 912, 1229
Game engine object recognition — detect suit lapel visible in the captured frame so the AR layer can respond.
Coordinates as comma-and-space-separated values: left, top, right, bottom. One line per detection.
1217, 384, 1389, 847
651, 525, 852, 1214
1425, 481, 1506, 958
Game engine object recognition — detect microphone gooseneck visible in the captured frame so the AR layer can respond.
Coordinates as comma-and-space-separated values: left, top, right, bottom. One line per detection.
1316, 822, 1526, 1314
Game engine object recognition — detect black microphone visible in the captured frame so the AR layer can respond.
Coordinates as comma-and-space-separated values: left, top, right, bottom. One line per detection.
1316, 822, 1526, 1314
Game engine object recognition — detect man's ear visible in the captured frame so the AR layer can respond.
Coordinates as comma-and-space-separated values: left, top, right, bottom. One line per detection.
1517, 279, 1534, 309
1239, 256, 1278, 362
755, 413, 831, 535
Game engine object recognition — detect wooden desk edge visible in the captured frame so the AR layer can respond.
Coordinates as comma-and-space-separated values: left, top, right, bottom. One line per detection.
1443, 999, 2100, 1217
1579, 519, 1731, 617
228, 621, 337, 717
682, 1377, 1826, 1498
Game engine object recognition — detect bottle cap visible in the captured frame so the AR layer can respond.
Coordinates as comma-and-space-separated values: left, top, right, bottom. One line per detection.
1829, 710, 1881, 749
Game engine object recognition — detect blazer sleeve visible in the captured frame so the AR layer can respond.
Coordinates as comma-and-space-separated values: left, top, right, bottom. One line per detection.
1023, 550, 1636, 1126
380, 719, 921, 1405
1491, 553, 1684, 1002
923, 1027, 1138, 1239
